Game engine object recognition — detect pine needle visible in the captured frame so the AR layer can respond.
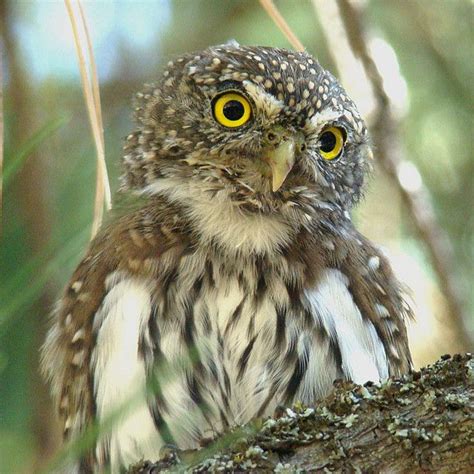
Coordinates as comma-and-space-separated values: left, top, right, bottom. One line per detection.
64, 0, 111, 239
78, 1, 111, 210
258, 0, 305, 52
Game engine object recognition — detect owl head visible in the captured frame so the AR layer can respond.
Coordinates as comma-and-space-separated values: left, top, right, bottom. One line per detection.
121, 44, 371, 217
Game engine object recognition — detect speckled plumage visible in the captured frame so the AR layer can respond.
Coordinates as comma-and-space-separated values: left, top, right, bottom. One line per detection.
42, 44, 412, 472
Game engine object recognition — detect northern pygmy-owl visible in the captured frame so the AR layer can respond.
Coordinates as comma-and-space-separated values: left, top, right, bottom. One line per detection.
42, 44, 412, 472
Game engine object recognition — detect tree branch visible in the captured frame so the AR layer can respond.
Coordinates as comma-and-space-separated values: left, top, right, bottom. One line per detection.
129, 353, 473, 472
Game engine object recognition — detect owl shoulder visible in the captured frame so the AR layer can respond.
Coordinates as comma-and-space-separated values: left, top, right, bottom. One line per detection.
62, 201, 187, 321
41, 201, 189, 436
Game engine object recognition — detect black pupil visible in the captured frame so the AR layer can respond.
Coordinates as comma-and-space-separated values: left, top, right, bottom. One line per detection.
223, 100, 244, 121
320, 131, 337, 152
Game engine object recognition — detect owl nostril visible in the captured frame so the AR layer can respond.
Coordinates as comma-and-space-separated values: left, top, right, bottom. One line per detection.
300, 143, 306, 152
169, 145, 181, 154
265, 131, 279, 144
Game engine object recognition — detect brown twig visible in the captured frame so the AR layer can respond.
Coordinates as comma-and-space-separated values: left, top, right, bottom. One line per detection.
258, 0, 305, 52
331, 0, 471, 348
64, 0, 111, 239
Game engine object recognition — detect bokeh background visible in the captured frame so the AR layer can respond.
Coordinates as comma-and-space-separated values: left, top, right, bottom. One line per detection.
1, 0, 472, 472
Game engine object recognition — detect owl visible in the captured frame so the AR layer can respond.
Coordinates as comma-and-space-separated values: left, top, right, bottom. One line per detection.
42, 44, 412, 472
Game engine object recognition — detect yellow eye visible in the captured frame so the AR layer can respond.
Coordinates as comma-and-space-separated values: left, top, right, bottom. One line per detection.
319, 126, 345, 160
213, 92, 252, 128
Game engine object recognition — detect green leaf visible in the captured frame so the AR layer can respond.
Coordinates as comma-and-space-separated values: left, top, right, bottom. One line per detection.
3, 116, 70, 186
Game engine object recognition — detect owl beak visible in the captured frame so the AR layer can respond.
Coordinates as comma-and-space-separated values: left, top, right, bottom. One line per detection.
265, 139, 296, 192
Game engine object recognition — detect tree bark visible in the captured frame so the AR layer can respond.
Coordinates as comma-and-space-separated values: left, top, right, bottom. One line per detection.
129, 353, 474, 473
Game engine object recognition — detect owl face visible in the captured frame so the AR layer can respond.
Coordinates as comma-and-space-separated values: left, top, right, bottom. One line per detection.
123, 45, 371, 213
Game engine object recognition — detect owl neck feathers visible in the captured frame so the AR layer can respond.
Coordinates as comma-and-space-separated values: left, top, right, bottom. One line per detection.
124, 171, 349, 260
137, 176, 293, 256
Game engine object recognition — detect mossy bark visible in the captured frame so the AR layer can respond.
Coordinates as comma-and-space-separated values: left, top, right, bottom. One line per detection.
129, 353, 474, 473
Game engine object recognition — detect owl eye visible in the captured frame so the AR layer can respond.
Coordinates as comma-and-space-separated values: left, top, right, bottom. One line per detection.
319, 126, 346, 160
213, 92, 252, 128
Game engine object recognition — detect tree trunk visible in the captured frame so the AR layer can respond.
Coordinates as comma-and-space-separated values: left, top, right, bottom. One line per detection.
129, 353, 474, 473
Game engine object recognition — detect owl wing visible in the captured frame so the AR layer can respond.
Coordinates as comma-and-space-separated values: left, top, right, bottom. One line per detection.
41, 201, 187, 468
336, 229, 414, 378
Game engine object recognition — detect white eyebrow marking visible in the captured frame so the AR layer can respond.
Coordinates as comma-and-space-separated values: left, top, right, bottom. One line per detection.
306, 109, 342, 134
242, 80, 284, 121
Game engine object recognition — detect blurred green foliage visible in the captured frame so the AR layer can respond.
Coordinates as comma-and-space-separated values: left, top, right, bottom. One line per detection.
1, 0, 472, 471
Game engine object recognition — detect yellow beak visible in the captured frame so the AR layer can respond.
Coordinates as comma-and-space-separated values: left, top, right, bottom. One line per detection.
264, 139, 296, 192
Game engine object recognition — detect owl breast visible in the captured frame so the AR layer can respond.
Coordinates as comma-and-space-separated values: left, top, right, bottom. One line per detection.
91, 249, 388, 470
